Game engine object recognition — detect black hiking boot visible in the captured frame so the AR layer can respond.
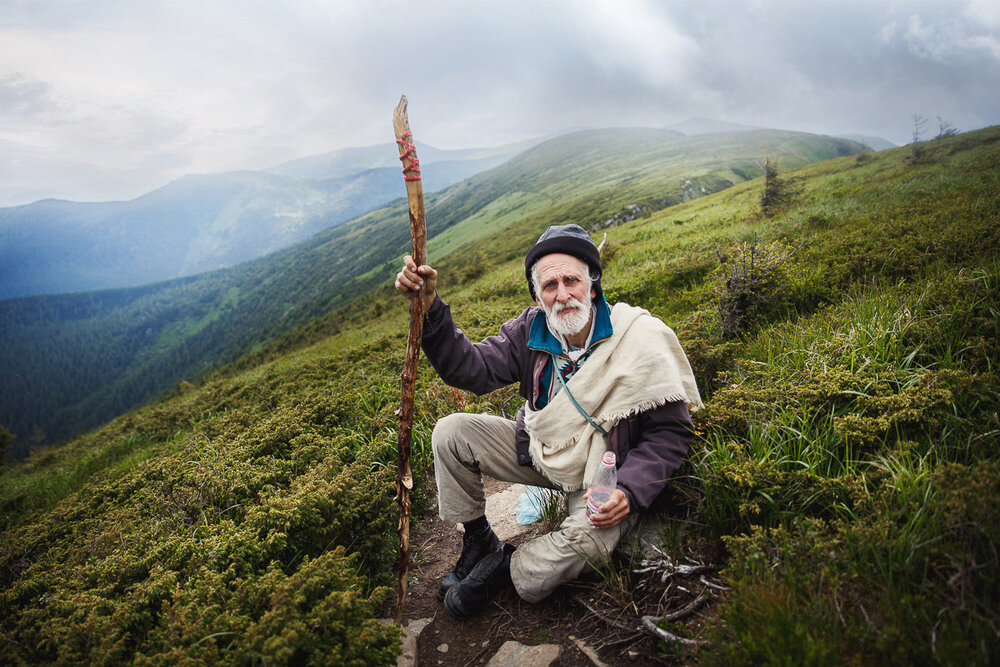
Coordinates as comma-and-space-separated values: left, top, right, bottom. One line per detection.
438, 520, 500, 600
443, 542, 516, 619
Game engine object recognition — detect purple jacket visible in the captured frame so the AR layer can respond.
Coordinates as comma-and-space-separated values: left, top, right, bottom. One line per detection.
422, 295, 693, 512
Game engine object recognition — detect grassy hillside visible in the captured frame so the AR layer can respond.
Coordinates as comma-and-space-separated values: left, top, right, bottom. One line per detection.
0, 128, 859, 454
1, 126, 996, 663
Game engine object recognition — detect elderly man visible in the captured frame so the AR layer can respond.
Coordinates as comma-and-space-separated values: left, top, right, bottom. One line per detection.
395, 224, 702, 619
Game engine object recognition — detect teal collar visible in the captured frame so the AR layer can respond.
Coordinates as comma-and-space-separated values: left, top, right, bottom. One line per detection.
527, 295, 613, 356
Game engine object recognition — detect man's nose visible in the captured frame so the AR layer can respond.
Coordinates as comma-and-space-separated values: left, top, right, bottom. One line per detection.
555, 282, 571, 302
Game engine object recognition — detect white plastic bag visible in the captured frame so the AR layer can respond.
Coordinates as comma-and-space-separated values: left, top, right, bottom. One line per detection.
515, 485, 550, 524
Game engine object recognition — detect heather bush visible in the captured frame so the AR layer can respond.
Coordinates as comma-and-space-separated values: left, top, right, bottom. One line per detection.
0, 347, 404, 663
699, 456, 858, 535
671, 307, 741, 398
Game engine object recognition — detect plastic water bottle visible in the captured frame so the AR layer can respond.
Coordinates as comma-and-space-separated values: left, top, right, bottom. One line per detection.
586, 451, 617, 516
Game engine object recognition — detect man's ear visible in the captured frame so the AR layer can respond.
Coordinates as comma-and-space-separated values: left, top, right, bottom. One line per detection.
591, 288, 597, 299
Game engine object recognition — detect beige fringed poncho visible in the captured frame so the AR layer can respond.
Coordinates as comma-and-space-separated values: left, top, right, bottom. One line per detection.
524, 303, 703, 491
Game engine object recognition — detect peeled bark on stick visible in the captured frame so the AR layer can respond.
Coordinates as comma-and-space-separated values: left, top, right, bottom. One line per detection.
392, 95, 427, 623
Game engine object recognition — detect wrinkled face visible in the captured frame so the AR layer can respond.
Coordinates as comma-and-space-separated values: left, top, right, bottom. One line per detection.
533, 253, 596, 337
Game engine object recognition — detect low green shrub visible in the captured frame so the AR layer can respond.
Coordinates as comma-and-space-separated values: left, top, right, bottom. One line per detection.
698, 367, 971, 462
0, 345, 408, 663
712, 461, 1000, 665
715, 237, 800, 338
673, 307, 740, 398
699, 456, 858, 536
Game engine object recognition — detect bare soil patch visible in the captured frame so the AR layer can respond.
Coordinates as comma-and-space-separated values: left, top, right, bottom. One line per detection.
386, 478, 720, 665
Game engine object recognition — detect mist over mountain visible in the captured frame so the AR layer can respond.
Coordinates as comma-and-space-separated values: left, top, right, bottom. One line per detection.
834, 133, 897, 151
663, 118, 896, 151
0, 140, 534, 300
666, 117, 763, 135
264, 139, 541, 180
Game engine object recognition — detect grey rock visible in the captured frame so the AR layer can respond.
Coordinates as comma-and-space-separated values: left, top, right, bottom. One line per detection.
485, 484, 532, 541
487, 640, 561, 666
570, 634, 609, 666
378, 617, 431, 667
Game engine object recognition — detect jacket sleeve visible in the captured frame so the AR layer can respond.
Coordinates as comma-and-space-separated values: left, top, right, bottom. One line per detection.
421, 295, 532, 395
616, 401, 693, 512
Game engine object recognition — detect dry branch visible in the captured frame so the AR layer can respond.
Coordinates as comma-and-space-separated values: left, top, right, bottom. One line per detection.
577, 598, 636, 634
632, 556, 713, 583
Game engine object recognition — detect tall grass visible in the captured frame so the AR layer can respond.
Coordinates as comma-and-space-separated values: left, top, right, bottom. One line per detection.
2, 126, 998, 664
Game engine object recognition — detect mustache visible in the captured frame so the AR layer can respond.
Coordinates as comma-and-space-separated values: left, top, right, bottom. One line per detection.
544, 293, 592, 337
552, 298, 585, 313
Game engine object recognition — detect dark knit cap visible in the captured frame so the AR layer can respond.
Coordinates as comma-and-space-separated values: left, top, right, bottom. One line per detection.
524, 224, 602, 301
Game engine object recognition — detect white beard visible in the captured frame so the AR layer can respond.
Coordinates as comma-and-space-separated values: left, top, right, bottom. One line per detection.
542, 292, 593, 338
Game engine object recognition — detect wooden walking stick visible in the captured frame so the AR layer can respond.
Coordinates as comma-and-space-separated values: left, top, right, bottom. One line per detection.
392, 95, 427, 622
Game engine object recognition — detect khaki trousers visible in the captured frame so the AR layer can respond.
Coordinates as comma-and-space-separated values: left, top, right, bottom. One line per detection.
432, 412, 638, 603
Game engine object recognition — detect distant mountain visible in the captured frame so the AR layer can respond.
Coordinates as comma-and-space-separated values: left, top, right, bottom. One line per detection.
0, 127, 866, 451
664, 118, 896, 152
835, 133, 897, 151
264, 139, 538, 180
0, 141, 536, 300
666, 117, 762, 135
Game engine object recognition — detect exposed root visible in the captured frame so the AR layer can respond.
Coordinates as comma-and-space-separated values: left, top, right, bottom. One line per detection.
699, 575, 731, 591
632, 554, 714, 585
659, 593, 712, 623
640, 615, 713, 648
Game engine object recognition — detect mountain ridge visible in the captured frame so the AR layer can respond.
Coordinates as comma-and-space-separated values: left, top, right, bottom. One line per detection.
0, 141, 535, 300
263, 136, 544, 180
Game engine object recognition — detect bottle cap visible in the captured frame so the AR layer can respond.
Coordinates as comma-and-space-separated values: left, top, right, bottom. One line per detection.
602, 451, 616, 465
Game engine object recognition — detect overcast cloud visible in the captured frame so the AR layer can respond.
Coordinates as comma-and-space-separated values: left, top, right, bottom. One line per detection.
2, 0, 998, 206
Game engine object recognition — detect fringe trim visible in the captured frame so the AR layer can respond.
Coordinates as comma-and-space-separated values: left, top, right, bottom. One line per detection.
532, 465, 584, 492
531, 459, 586, 493
596, 391, 696, 425
530, 391, 697, 492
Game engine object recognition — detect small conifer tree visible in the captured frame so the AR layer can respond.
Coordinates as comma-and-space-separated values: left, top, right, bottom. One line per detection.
911, 114, 928, 160
760, 157, 800, 218
936, 116, 958, 139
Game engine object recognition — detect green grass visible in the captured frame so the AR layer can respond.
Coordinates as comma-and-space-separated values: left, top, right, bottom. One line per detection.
0, 430, 164, 529
2, 126, 998, 663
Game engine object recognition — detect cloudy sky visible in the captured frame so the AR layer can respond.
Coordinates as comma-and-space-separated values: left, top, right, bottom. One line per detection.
2, 0, 998, 206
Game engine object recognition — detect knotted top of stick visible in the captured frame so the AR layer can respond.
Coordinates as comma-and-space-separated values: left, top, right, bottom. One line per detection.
394, 96, 421, 182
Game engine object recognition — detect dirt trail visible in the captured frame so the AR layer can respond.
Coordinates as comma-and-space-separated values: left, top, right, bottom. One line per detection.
388, 478, 691, 666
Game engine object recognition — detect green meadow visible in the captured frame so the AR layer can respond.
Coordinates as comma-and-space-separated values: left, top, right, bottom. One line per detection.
1, 126, 998, 663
